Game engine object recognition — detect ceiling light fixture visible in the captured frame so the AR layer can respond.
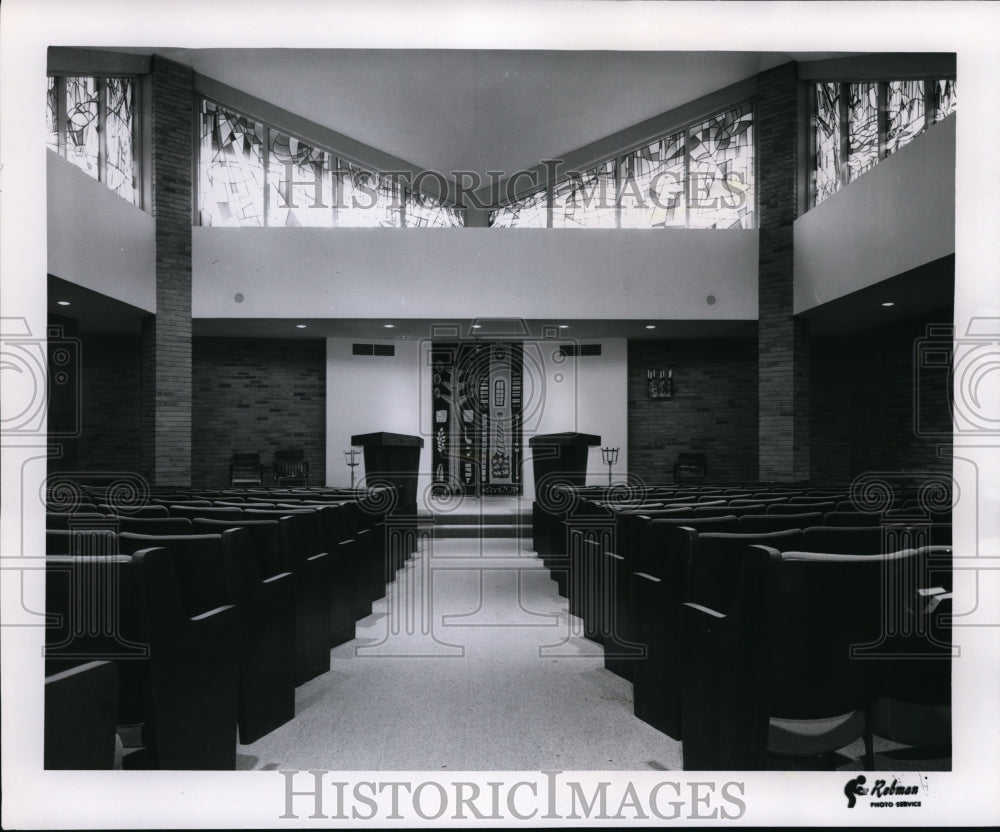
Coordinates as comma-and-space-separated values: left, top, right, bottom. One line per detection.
558, 324, 570, 329
384, 324, 395, 329
881, 301, 896, 307
645, 324, 656, 330
56, 300, 71, 306
471, 324, 482, 330
296, 324, 307, 329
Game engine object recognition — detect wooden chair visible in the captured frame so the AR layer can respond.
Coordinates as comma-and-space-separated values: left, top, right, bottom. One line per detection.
672, 452, 706, 484
230, 452, 264, 486
274, 449, 310, 487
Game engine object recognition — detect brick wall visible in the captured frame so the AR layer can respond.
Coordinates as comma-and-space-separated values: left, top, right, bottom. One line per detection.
757, 61, 810, 482
77, 334, 143, 475
191, 337, 327, 487
810, 309, 953, 484
628, 338, 759, 484
141, 56, 194, 485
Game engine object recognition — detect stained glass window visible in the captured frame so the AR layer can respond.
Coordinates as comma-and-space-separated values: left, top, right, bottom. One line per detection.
886, 80, 925, 156
48, 76, 139, 204
489, 191, 548, 228
65, 76, 99, 180
813, 83, 842, 205
812, 77, 955, 207
686, 103, 754, 229
405, 191, 464, 228
620, 134, 687, 229
934, 79, 957, 122
46, 76, 59, 153
551, 161, 616, 228
199, 101, 265, 227
335, 163, 403, 228
847, 82, 880, 183
490, 102, 754, 229
267, 130, 334, 227
104, 77, 136, 203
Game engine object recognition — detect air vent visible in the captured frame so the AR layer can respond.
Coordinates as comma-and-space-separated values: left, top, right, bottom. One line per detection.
557, 343, 602, 357
352, 343, 396, 357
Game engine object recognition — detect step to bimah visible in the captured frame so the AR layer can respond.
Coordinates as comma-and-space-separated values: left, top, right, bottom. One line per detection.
422, 503, 533, 539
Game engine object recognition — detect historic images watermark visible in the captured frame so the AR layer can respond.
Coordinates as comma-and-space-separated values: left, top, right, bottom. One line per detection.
272, 160, 751, 215
279, 770, 747, 822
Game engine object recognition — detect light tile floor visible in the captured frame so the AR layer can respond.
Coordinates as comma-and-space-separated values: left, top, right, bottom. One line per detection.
235, 532, 950, 772
236, 535, 683, 771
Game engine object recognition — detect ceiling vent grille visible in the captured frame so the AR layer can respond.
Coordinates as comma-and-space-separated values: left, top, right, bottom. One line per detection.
557, 343, 602, 357
353, 343, 396, 357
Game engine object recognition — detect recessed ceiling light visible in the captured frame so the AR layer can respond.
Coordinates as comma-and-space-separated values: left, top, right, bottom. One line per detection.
881, 301, 896, 307
558, 324, 570, 329
296, 324, 307, 329
56, 300, 71, 306
384, 324, 395, 329
471, 324, 482, 330
645, 324, 656, 330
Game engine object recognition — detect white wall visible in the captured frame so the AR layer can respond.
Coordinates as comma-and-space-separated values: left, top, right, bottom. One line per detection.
46, 152, 155, 311
326, 337, 428, 489
195, 228, 758, 321
794, 117, 956, 313
326, 336, 628, 499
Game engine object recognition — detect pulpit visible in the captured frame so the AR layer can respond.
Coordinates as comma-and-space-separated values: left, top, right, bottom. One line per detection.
529, 432, 602, 495
351, 432, 425, 557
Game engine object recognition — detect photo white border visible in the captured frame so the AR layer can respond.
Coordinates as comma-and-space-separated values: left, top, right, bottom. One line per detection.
2, 0, 998, 827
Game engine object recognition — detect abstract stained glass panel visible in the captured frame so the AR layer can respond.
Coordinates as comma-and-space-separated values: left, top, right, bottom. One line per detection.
886, 79, 926, 157
199, 101, 265, 227
619, 133, 687, 229
847, 82, 880, 183
686, 103, 755, 229
267, 130, 334, 227
813, 82, 843, 206
65, 76, 99, 180
551, 161, 616, 228
406, 192, 464, 228
934, 80, 957, 122
336, 163, 402, 228
46, 76, 59, 153
489, 191, 548, 228
104, 77, 136, 204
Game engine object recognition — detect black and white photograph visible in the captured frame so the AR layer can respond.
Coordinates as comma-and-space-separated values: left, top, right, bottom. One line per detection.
1, 0, 998, 827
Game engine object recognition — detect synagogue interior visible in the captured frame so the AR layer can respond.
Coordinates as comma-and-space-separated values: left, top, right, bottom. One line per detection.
32, 45, 964, 776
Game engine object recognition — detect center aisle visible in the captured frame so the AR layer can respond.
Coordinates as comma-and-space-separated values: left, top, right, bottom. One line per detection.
235, 514, 683, 771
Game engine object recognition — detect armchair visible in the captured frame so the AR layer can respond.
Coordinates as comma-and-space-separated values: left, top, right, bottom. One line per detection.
673, 452, 706, 484
274, 449, 309, 487
230, 452, 264, 486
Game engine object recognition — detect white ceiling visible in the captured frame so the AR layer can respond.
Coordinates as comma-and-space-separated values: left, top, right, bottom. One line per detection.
126, 48, 833, 182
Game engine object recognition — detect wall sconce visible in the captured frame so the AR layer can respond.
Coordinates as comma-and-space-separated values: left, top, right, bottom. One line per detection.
601, 446, 619, 486
648, 368, 673, 399
344, 447, 361, 488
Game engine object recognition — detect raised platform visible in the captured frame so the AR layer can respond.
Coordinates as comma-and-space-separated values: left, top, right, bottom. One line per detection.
418, 496, 533, 540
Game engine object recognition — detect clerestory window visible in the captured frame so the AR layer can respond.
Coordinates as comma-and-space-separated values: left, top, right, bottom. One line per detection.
46, 75, 140, 206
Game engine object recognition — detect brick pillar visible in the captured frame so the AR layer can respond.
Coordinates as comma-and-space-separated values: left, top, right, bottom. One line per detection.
757, 62, 810, 483
140, 57, 194, 486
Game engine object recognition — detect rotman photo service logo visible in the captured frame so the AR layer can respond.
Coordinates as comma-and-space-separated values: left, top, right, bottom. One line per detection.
843, 775, 929, 810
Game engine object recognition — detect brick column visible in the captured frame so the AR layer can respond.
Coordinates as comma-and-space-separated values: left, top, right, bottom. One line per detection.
140, 57, 194, 485
757, 62, 810, 483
